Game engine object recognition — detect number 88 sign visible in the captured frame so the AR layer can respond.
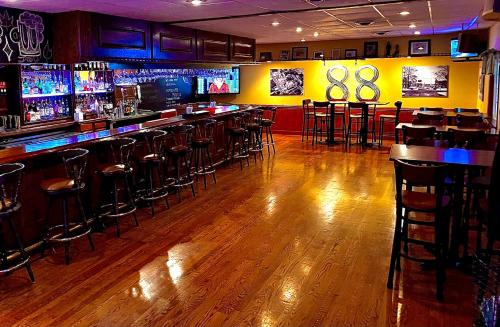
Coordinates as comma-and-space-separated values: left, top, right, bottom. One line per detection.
325, 64, 381, 102
355, 65, 380, 101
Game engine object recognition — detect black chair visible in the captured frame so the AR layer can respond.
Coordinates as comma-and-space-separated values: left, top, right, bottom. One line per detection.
192, 119, 217, 189
137, 130, 170, 217
0, 163, 34, 281
387, 160, 451, 301
379, 101, 402, 146
420, 107, 444, 112
226, 112, 250, 170
41, 149, 95, 265
246, 109, 264, 162
330, 102, 347, 143
96, 138, 138, 237
165, 125, 196, 202
401, 125, 446, 147
301, 99, 313, 142
455, 108, 480, 113
260, 106, 277, 154
312, 101, 330, 145
456, 114, 485, 128
346, 102, 364, 145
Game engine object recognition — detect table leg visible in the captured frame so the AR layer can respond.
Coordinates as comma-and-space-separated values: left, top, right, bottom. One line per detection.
361, 105, 369, 147
449, 168, 465, 260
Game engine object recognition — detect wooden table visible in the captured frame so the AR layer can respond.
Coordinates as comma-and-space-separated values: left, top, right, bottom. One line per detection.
395, 123, 495, 144
390, 144, 495, 259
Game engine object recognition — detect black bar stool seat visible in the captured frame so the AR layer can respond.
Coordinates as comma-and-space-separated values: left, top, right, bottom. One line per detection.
226, 112, 250, 169
192, 119, 217, 189
0, 163, 35, 282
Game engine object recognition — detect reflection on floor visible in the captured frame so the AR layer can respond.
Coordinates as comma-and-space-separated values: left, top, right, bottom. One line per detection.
0, 135, 473, 327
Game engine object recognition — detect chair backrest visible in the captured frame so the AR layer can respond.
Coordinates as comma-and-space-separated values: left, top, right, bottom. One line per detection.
109, 137, 136, 168
166, 124, 194, 148
402, 126, 436, 145
60, 148, 89, 189
448, 129, 486, 149
394, 101, 403, 125
415, 112, 445, 126
0, 163, 24, 212
141, 129, 167, 156
394, 159, 448, 210
420, 107, 443, 112
456, 114, 484, 128
258, 106, 277, 123
193, 119, 216, 141
248, 108, 264, 125
348, 101, 367, 117
313, 101, 330, 115
455, 108, 479, 113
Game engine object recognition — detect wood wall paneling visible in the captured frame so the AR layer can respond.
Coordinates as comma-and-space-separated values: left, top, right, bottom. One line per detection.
230, 36, 255, 62
152, 24, 197, 61
197, 31, 230, 62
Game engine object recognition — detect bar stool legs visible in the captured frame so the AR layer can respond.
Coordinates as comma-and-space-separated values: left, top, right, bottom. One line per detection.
193, 145, 216, 190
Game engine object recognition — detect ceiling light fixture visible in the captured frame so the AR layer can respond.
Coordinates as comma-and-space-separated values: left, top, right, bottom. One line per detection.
414, 31, 421, 35
272, 21, 280, 26
296, 27, 303, 33
191, 0, 203, 6
408, 23, 416, 28
400, 11, 410, 16
313, 32, 319, 37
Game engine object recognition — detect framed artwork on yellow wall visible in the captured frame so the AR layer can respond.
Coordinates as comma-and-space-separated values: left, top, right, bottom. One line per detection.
313, 51, 324, 60
279, 50, 290, 61
402, 66, 449, 97
408, 39, 431, 56
270, 68, 304, 96
331, 48, 341, 60
292, 47, 308, 60
345, 49, 357, 59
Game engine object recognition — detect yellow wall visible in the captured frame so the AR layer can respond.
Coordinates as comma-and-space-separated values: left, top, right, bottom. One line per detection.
216, 57, 480, 109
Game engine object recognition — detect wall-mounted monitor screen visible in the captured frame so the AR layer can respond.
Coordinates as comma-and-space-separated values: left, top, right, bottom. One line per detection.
451, 38, 478, 59
196, 67, 240, 94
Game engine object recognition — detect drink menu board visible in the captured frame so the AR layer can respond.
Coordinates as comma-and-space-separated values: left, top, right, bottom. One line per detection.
138, 77, 194, 111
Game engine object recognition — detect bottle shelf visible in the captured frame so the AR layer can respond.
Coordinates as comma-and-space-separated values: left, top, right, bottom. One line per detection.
75, 90, 113, 95
22, 93, 71, 99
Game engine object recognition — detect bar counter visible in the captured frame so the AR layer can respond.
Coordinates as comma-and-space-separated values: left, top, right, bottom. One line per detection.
0, 104, 251, 249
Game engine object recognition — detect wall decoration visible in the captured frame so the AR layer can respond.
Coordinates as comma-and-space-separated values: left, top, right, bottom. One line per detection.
393, 44, 400, 57
292, 47, 308, 60
279, 50, 290, 61
402, 65, 449, 97
408, 39, 431, 57
355, 65, 380, 101
345, 49, 357, 59
270, 68, 304, 96
364, 41, 378, 58
259, 52, 272, 61
331, 48, 341, 60
326, 65, 349, 101
385, 41, 392, 57
0, 7, 52, 63
313, 50, 324, 60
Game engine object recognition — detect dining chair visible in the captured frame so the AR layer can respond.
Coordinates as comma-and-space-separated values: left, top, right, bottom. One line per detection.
456, 114, 484, 128
301, 99, 313, 142
378, 101, 402, 146
415, 113, 445, 126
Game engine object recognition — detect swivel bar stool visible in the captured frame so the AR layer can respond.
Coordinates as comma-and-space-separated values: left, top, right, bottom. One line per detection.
226, 112, 250, 170
246, 109, 264, 163
165, 125, 196, 202
301, 99, 313, 142
137, 130, 170, 217
41, 149, 95, 265
192, 119, 217, 190
96, 138, 138, 237
0, 163, 34, 281
260, 106, 277, 154
312, 101, 330, 145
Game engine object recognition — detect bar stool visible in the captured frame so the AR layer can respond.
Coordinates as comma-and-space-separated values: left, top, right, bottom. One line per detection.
312, 101, 330, 145
246, 109, 264, 162
260, 106, 277, 154
301, 99, 313, 142
346, 102, 364, 145
378, 101, 402, 146
387, 160, 451, 301
192, 119, 217, 189
0, 163, 34, 281
96, 138, 138, 237
226, 112, 250, 170
137, 130, 170, 217
165, 125, 196, 202
330, 102, 347, 143
41, 149, 94, 265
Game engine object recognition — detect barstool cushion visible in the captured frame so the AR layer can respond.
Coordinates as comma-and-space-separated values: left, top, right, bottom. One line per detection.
40, 178, 75, 192
261, 119, 273, 127
98, 164, 127, 176
167, 145, 189, 155
246, 123, 261, 131
380, 114, 396, 119
228, 127, 245, 135
140, 154, 162, 163
350, 114, 362, 119
402, 190, 450, 211
192, 138, 211, 147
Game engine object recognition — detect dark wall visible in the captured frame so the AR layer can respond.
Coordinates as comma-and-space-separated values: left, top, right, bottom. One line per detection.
0, 6, 53, 63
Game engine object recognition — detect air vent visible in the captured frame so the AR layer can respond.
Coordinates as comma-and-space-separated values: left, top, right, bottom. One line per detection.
354, 19, 375, 27
375, 31, 389, 36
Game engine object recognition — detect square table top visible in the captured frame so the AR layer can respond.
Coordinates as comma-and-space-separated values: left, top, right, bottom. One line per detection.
395, 123, 495, 134
389, 144, 495, 167
411, 110, 483, 117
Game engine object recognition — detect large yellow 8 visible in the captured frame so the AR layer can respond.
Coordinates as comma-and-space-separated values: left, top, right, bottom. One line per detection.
326, 65, 349, 101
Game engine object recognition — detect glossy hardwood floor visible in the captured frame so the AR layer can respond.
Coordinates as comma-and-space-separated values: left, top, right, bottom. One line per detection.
0, 135, 473, 327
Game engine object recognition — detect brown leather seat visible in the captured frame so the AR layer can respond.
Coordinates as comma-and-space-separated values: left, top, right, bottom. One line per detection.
246, 123, 261, 131
192, 137, 211, 147
98, 164, 127, 176
261, 119, 273, 127
167, 145, 189, 155
402, 190, 450, 211
140, 153, 161, 163
40, 178, 75, 193
228, 127, 245, 135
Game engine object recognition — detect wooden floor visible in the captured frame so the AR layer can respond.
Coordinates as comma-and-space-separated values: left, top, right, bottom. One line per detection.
0, 135, 473, 327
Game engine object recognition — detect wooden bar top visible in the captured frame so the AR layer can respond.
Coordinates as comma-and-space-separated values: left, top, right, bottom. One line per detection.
0, 105, 251, 163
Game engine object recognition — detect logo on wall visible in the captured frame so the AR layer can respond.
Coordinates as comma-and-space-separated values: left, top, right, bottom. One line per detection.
326, 65, 349, 101
355, 65, 380, 101
0, 9, 52, 63
325, 64, 381, 101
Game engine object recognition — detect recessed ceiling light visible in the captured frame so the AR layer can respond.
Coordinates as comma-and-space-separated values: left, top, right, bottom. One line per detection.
301, 39, 306, 42
313, 32, 319, 37
296, 27, 303, 33
409, 23, 416, 28
191, 0, 203, 6
272, 21, 280, 26
400, 11, 410, 16
414, 31, 421, 35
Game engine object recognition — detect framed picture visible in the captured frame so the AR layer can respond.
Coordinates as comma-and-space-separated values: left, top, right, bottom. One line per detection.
279, 50, 290, 61
259, 52, 272, 62
402, 66, 449, 98
408, 39, 431, 57
345, 49, 357, 59
364, 41, 378, 58
270, 68, 304, 96
331, 48, 341, 60
292, 47, 308, 60
313, 50, 325, 60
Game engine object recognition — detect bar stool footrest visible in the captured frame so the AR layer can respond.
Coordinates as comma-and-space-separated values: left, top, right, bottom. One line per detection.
46, 224, 91, 242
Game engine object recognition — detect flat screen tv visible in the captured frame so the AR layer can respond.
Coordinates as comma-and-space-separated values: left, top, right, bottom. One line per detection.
196, 67, 240, 94
451, 38, 478, 59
